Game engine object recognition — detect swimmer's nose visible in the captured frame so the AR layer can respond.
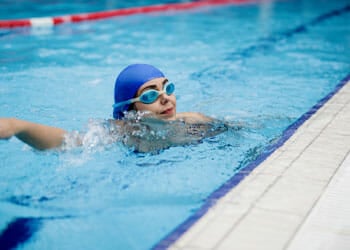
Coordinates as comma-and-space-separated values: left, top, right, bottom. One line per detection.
159, 91, 169, 105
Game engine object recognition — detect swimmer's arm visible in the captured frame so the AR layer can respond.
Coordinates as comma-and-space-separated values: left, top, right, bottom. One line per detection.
0, 118, 66, 150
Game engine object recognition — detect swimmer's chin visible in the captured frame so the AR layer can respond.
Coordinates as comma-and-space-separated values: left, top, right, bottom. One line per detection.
158, 113, 176, 120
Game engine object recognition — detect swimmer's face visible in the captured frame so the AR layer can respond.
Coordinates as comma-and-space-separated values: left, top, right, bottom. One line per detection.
134, 77, 177, 120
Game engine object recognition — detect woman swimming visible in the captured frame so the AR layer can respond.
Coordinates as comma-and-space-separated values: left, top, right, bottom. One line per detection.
0, 64, 228, 152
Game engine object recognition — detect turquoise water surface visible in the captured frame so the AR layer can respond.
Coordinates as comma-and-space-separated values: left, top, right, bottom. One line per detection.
0, 0, 349, 249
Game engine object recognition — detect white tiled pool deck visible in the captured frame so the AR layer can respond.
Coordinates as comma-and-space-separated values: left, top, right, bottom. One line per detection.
169, 79, 350, 250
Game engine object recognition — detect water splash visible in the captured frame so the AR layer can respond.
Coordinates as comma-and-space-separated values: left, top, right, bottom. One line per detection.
62, 119, 119, 152
60, 112, 231, 154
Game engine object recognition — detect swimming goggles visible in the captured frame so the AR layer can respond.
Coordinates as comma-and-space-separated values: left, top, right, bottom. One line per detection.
113, 82, 175, 108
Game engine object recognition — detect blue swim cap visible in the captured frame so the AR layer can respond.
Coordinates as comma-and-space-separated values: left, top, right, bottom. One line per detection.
113, 64, 165, 119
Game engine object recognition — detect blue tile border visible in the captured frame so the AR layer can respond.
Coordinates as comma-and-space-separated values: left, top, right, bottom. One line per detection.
153, 72, 350, 249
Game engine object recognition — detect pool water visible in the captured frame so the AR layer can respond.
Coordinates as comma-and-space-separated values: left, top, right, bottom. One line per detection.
1, 0, 350, 249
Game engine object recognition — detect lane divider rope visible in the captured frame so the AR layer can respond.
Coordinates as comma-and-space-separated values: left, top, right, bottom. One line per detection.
0, 0, 254, 29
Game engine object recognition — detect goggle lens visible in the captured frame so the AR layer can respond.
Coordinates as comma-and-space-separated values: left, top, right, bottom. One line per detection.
165, 82, 175, 95
139, 90, 159, 104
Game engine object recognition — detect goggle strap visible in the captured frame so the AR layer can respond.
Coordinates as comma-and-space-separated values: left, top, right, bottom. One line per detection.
112, 98, 138, 108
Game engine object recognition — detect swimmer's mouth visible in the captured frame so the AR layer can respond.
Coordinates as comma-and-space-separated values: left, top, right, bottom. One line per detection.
161, 108, 174, 115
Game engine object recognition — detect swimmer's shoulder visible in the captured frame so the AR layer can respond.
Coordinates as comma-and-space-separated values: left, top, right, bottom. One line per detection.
176, 112, 213, 123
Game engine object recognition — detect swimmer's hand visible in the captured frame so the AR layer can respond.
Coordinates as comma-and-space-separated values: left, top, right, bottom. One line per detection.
0, 118, 16, 140
0, 118, 66, 150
